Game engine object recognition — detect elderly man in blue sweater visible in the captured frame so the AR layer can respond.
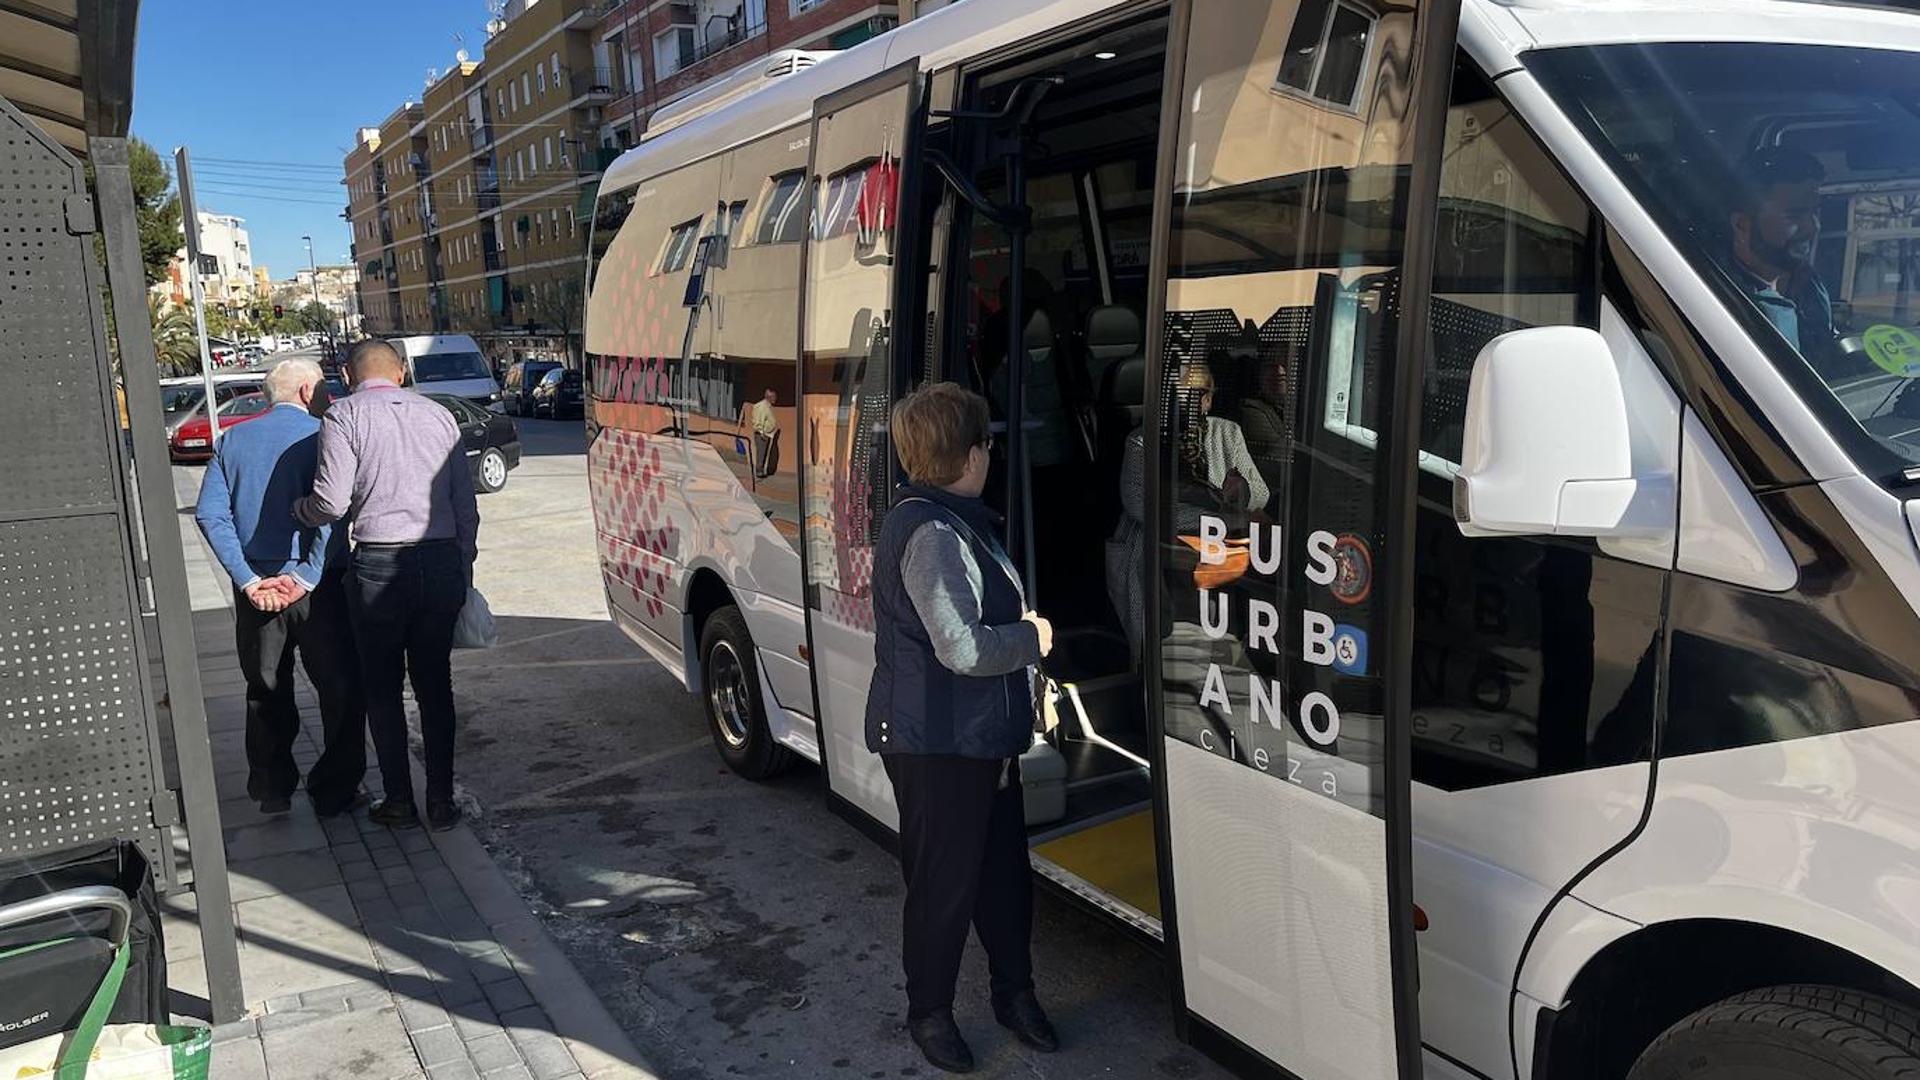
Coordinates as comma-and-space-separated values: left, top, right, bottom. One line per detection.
195, 358, 365, 816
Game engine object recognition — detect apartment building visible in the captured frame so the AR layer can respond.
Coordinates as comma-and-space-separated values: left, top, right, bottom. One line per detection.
343, 0, 914, 364
591, 0, 902, 151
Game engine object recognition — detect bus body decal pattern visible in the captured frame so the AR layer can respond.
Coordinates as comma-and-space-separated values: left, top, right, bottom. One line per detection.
589, 429, 677, 621
816, 456, 876, 633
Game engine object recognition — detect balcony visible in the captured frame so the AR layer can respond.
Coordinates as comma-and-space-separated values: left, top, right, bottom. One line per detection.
577, 146, 621, 176
691, 16, 765, 65
570, 66, 617, 101
484, 248, 504, 273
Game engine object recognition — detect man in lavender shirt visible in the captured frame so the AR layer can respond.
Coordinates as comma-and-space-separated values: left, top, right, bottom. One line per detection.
296, 340, 480, 831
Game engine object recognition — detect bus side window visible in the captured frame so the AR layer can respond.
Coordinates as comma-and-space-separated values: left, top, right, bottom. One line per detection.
1409, 59, 1662, 791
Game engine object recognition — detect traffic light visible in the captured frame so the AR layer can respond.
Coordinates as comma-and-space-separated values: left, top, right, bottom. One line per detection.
273, 304, 284, 318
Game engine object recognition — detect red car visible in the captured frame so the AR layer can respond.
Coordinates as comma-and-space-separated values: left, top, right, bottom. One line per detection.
169, 392, 274, 462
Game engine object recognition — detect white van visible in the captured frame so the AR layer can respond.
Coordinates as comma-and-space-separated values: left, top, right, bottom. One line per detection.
388, 334, 501, 406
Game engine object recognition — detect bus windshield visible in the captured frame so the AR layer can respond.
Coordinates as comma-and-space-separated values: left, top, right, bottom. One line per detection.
1531, 42, 1920, 487
412, 351, 492, 383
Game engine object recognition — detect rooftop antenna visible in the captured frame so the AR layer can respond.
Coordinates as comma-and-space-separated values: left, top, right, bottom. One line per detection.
486, 1, 506, 36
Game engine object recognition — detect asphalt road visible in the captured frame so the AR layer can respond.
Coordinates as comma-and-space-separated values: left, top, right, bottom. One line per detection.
178, 407, 1225, 1080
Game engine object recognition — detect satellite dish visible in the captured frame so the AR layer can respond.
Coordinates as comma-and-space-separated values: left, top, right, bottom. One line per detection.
456, 48, 471, 64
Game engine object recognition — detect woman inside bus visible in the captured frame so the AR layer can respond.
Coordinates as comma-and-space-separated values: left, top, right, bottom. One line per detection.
864, 381, 1061, 1073
1107, 357, 1271, 661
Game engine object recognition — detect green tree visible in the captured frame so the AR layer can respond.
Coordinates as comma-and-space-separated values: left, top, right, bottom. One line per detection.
129, 138, 182, 288
148, 295, 200, 375
297, 300, 332, 334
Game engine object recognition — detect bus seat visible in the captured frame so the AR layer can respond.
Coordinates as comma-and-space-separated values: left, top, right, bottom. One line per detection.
1084, 304, 1142, 391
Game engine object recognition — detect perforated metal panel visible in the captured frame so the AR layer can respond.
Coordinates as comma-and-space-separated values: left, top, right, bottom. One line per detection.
0, 97, 167, 878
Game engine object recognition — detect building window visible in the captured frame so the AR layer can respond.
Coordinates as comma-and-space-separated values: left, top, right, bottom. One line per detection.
498, 87, 507, 113
1271, 0, 1376, 111
551, 52, 561, 89
792, 0, 828, 13
544, 137, 553, 168
522, 73, 532, 106
655, 24, 695, 77
537, 66, 546, 95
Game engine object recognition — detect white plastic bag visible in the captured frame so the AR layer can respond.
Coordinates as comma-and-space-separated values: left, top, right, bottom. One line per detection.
453, 586, 498, 649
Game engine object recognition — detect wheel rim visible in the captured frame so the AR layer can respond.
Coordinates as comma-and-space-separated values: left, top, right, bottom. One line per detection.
482, 451, 506, 488
707, 640, 752, 749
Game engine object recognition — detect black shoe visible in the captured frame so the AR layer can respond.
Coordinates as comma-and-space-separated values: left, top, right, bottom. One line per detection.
310, 791, 366, 819
258, 794, 292, 815
426, 799, 462, 832
368, 798, 420, 829
993, 990, 1058, 1053
908, 1010, 975, 1074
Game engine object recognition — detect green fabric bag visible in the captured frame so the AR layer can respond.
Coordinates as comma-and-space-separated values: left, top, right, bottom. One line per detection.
0, 940, 210, 1079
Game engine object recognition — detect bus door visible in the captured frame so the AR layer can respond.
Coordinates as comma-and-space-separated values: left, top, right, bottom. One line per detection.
1146, 0, 1459, 1076
798, 63, 921, 831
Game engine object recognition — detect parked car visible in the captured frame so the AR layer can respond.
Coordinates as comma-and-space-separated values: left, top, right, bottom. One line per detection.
531, 368, 583, 420
428, 393, 520, 493
159, 375, 264, 436
500, 360, 559, 416
168, 392, 274, 463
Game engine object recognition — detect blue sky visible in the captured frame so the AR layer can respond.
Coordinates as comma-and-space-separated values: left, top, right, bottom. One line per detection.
132, 0, 497, 279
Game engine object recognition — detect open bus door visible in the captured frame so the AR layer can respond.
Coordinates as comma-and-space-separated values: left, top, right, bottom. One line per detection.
1142, 0, 1460, 1076
797, 62, 923, 832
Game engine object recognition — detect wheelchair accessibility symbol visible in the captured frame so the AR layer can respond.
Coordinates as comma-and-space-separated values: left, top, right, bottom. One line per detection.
1332, 624, 1367, 676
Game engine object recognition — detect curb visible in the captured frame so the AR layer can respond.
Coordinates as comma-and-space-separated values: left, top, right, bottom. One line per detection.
428, 819, 666, 1080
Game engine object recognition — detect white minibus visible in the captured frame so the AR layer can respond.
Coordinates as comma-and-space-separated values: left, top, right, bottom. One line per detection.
583, 1, 1920, 1077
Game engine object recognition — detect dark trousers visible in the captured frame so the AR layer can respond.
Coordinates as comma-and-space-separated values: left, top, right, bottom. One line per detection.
345, 541, 466, 807
234, 569, 365, 809
884, 754, 1035, 1019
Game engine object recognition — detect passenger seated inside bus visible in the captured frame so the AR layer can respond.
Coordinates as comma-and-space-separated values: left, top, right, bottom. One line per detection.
933, 16, 1170, 922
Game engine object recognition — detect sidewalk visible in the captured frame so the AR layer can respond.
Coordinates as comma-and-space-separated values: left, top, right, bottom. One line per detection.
165, 471, 656, 1080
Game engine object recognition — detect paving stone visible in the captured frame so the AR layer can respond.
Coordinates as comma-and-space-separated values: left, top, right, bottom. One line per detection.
382, 865, 421, 888
356, 896, 402, 924
226, 850, 343, 902
258, 1009, 315, 1034
389, 880, 431, 909
437, 977, 486, 1008
261, 1004, 418, 1080
497, 1005, 550, 1034
483, 1066, 534, 1080
341, 859, 384, 884
411, 1023, 469, 1067
297, 987, 347, 1011
510, 1029, 579, 1080
483, 977, 535, 1016
264, 993, 303, 1014
452, 1001, 502, 1040
372, 846, 411, 870
469, 951, 517, 986
427, 1063, 480, 1080
347, 877, 391, 905
466, 1032, 522, 1072
212, 1017, 258, 1043
345, 986, 390, 1011
210, 1032, 269, 1080
398, 997, 451, 1032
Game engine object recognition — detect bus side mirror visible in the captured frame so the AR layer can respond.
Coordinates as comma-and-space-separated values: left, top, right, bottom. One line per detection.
1454, 326, 1674, 539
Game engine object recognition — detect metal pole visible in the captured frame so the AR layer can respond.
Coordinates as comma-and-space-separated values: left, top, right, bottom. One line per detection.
174, 146, 221, 443
303, 234, 332, 354
94, 137, 246, 1023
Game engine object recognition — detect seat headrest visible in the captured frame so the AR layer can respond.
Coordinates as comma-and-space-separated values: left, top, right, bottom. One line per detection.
1023, 309, 1054, 355
1085, 305, 1142, 362
1104, 354, 1147, 409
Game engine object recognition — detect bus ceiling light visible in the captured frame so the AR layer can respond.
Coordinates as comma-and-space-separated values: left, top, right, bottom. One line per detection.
1094, 51, 1117, 60
1454, 325, 1674, 540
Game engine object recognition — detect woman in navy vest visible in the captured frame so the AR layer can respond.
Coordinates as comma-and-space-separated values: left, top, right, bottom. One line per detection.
866, 382, 1058, 1074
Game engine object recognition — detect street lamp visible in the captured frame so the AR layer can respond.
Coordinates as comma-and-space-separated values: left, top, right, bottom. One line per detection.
302, 234, 336, 357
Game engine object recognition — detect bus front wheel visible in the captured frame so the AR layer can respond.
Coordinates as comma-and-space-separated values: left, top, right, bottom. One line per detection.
699, 606, 795, 781
1628, 985, 1920, 1080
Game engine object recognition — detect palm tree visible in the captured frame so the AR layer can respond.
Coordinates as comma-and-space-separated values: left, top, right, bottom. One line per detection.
149, 295, 201, 376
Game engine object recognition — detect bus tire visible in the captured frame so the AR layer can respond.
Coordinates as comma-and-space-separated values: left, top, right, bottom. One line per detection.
699, 606, 794, 781
1627, 984, 1920, 1080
